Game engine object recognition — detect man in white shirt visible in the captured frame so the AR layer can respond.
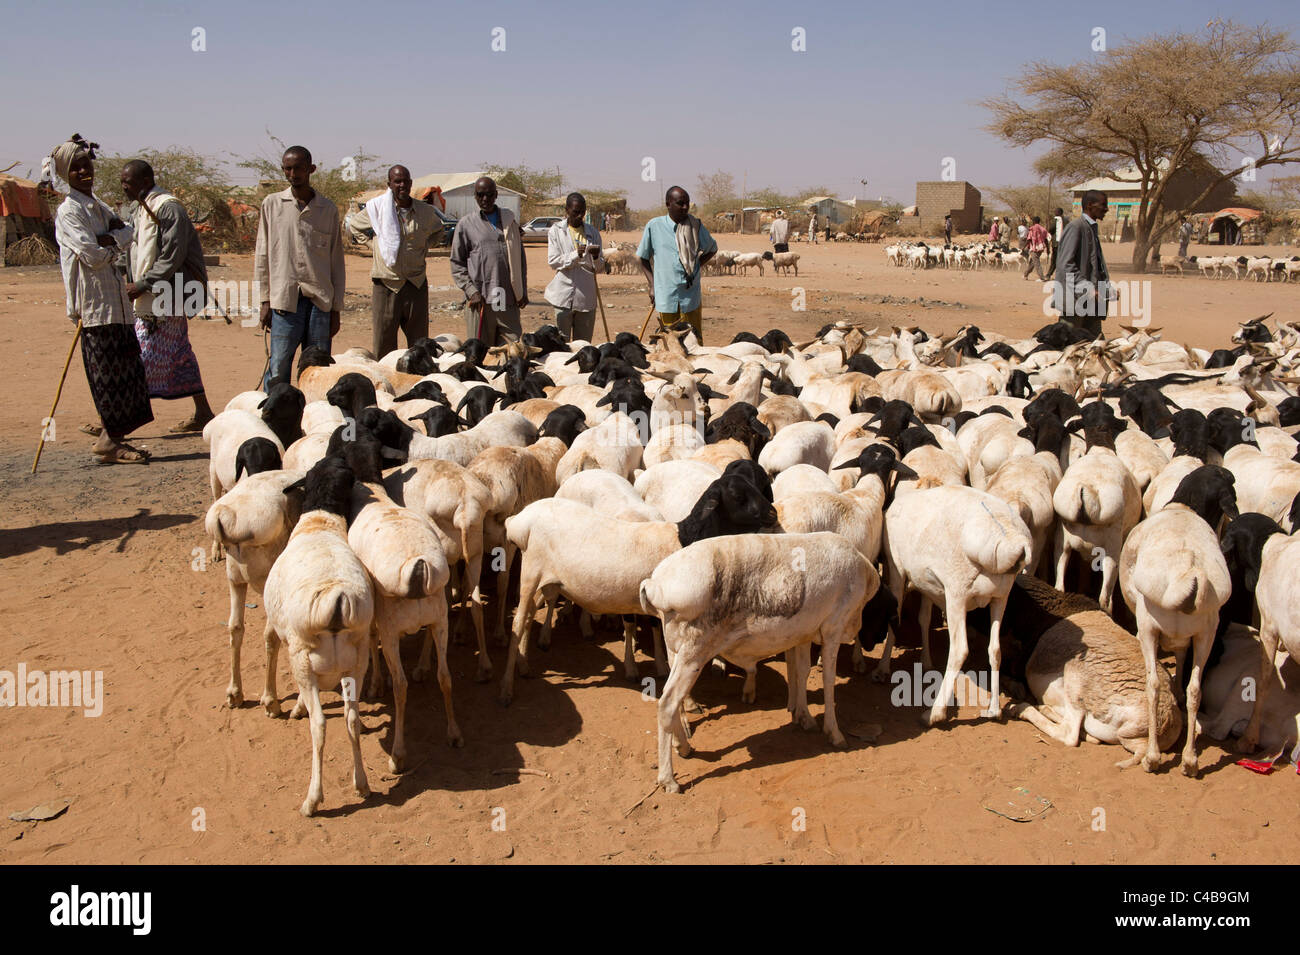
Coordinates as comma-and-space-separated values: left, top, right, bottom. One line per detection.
769, 211, 790, 253
544, 193, 603, 341
808, 210, 818, 243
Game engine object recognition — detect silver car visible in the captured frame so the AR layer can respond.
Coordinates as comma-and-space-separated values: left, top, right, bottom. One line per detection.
521, 216, 562, 244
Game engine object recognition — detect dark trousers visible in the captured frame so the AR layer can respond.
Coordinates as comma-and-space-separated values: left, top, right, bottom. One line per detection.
372, 279, 429, 357
773, 242, 789, 253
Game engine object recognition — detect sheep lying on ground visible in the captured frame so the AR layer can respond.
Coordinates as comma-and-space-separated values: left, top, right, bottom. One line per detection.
638, 532, 872, 793
1003, 576, 1183, 758
1200, 623, 1300, 755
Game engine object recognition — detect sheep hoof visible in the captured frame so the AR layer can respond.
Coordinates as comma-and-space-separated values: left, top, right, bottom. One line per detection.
1141, 754, 1160, 773
1234, 735, 1260, 755
498, 691, 513, 707
226, 688, 243, 708
662, 778, 681, 795
517, 659, 532, 678
262, 696, 282, 718
410, 666, 429, 683
852, 657, 868, 674
289, 701, 306, 720
923, 708, 948, 728
673, 740, 692, 758
387, 755, 402, 774
624, 667, 640, 683
683, 696, 703, 714
827, 729, 848, 748
982, 705, 1003, 721
355, 782, 370, 799
1114, 753, 1142, 770
1179, 758, 1199, 778
300, 800, 318, 818
537, 634, 551, 650
448, 733, 465, 748
474, 665, 493, 684
870, 667, 891, 684
741, 689, 756, 704
797, 713, 817, 731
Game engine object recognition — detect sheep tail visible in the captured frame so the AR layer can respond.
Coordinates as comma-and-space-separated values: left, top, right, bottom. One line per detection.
309, 586, 362, 633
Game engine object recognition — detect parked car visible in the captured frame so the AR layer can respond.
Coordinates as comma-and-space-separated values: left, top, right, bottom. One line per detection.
431, 206, 457, 247
521, 216, 562, 244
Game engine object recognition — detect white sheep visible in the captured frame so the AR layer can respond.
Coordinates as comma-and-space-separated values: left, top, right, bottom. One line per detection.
638, 532, 873, 792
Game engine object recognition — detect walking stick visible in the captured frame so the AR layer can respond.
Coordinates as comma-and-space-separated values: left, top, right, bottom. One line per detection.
636, 303, 657, 342
593, 274, 612, 343
32, 320, 83, 474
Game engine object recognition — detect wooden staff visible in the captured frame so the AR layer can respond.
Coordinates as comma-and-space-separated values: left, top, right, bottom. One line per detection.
593, 274, 613, 343
636, 303, 657, 342
32, 320, 83, 474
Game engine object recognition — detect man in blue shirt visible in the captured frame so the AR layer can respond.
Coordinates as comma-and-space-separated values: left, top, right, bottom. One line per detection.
637, 185, 717, 342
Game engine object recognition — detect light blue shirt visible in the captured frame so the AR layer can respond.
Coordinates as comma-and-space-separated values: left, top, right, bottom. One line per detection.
636, 215, 717, 313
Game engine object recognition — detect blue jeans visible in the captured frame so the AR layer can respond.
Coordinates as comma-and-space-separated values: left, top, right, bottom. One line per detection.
263, 294, 331, 390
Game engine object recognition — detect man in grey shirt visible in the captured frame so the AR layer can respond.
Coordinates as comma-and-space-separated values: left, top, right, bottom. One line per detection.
449, 176, 528, 344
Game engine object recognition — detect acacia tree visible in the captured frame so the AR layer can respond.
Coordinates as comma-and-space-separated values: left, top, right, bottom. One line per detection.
695, 169, 737, 206
984, 20, 1300, 271
985, 184, 1072, 221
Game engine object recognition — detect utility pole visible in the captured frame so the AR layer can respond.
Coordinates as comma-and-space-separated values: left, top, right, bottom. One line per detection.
740, 169, 747, 234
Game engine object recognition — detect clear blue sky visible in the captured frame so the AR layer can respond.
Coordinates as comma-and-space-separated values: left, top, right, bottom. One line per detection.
3, 0, 1296, 207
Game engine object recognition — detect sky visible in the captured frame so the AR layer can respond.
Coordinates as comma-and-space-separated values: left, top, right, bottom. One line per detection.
3, 0, 1297, 208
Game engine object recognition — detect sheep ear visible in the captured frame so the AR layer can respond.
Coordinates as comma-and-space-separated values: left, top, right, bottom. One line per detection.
257, 395, 268, 410
283, 477, 306, 496
564, 353, 580, 365
699, 386, 727, 400
1065, 418, 1082, 433
595, 392, 612, 406
752, 419, 771, 440
832, 458, 862, 471
726, 366, 742, 384
892, 461, 920, 480
1220, 494, 1239, 520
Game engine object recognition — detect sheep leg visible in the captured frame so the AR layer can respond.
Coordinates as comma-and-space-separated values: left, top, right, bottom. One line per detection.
871, 569, 907, 683
499, 571, 540, 706
225, 578, 247, 707
1012, 702, 1079, 745
918, 596, 934, 671
1136, 612, 1163, 772
983, 594, 1006, 719
261, 626, 283, 717
658, 651, 706, 793
1098, 551, 1118, 617
1238, 620, 1281, 753
298, 675, 326, 817
1180, 630, 1212, 778
493, 540, 516, 647
787, 644, 815, 730
926, 595, 969, 727
1171, 645, 1188, 706
428, 607, 462, 747
621, 616, 639, 681
378, 626, 407, 772
653, 622, 669, 677
366, 627, 386, 699
209, 468, 225, 563
465, 553, 491, 682
1053, 527, 1069, 592
344, 665, 371, 800
536, 597, 556, 650
579, 609, 594, 639
821, 637, 847, 747
851, 641, 868, 674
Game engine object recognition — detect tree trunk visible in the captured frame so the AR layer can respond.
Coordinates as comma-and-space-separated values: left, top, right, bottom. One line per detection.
1131, 228, 1152, 274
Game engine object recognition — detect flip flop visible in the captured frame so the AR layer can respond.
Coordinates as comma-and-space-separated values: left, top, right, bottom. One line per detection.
94, 445, 150, 465
79, 423, 103, 436
169, 415, 213, 433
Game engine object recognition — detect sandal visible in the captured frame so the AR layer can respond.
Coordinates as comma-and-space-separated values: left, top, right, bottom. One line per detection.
169, 414, 213, 434
95, 442, 151, 465
79, 423, 103, 436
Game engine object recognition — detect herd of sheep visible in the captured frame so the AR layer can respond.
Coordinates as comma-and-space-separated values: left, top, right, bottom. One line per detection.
201, 313, 1300, 814
887, 238, 1300, 282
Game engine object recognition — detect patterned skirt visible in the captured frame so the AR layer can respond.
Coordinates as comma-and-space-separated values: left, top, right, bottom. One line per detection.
135, 315, 205, 399
80, 323, 154, 436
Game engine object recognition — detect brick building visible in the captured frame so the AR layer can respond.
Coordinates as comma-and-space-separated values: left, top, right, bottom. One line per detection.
914, 181, 982, 233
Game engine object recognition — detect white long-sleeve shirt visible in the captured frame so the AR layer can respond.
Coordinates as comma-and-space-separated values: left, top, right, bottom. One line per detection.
544, 220, 604, 311
55, 190, 134, 327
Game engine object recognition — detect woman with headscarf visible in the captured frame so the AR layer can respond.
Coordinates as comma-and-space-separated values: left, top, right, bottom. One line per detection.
50, 135, 153, 463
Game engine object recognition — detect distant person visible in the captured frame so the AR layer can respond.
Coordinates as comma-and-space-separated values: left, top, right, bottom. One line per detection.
988, 218, 999, 243
345, 164, 443, 358
1022, 215, 1049, 282
808, 210, 819, 244
1017, 217, 1029, 251
944, 213, 952, 244
637, 185, 717, 342
1053, 189, 1113, 338
49, 135, 153, 463
1177, 215, 1194, 259
120, 159, 214, 433
450, 175, 527, 345
544, 192, 603, 342
255, 145, 345, 389
769, 211, 790, 253
1047, 207, 1067, 273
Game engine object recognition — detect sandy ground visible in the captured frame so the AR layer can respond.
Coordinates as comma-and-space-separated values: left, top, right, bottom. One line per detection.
2, 232, 1297, 864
